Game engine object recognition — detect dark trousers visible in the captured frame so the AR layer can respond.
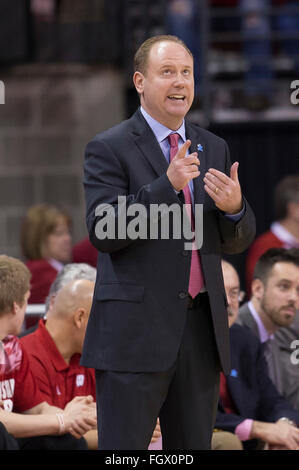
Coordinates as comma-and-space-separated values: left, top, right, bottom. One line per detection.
17, 434, 88, 450
0, 422, 88, 451
95, 294, 221, 450
0, 422, 19, 450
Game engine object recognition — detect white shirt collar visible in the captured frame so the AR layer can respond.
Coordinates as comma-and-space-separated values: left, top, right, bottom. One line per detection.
140, 106, 186, 144
271, 222, 299, 248
248, 300, 274, 343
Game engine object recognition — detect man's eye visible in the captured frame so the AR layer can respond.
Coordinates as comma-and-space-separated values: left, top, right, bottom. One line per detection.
279, 284, 289, 290
163, 69, 172, 74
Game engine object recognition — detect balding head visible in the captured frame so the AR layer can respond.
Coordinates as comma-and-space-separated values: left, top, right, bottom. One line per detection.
45, 278, 95, 356
221, 260, 241, 327
51, 278, 95, 319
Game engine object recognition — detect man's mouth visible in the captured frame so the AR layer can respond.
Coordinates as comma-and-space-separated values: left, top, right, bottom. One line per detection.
282, 306, 296, 316
167, 95, 186, 101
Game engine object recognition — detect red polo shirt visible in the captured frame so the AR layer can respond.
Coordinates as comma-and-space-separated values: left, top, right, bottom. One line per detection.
0, 335, 46, 413
20, 320, 96, 409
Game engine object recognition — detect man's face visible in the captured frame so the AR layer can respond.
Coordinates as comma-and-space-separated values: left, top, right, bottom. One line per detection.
134, 40, 194, 129
257, 262, 299, 328
222, 262, 241, 328
44, 216, 72, 264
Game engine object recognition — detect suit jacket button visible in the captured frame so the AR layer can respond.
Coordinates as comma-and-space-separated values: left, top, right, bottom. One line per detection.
182, 250, 189, 256
178, 291, 187, 300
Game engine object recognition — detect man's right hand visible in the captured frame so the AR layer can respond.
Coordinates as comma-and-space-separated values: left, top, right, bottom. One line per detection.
251, 420, 299, 450
63, 396, 97, 439
166, 140, 200, 192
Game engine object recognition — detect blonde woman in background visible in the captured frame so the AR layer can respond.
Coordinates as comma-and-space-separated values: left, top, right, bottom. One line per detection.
21, 204, 72, 304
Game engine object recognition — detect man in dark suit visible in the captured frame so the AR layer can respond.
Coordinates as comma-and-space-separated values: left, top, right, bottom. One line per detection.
81, 34, 256, 450
216, 260, 299, 450
237, 247, 299, 410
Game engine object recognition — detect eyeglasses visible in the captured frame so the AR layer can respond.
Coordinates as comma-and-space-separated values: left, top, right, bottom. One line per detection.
227, 289, 245, 302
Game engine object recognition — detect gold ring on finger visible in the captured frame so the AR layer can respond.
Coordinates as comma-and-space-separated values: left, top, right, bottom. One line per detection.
215, 186, 219, 194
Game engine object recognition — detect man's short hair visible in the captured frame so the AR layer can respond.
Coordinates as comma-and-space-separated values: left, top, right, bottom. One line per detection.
45, 263, 96, 311
0, 255, 31, 316
253, 248, 299, 284
274, 175, 299, 220
134, 34, 193, 76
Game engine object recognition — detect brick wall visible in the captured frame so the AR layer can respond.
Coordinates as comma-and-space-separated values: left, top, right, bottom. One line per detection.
0, 64, 125, 259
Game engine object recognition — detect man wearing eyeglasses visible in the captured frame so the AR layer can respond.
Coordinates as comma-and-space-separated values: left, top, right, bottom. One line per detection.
215, 259, 299, 450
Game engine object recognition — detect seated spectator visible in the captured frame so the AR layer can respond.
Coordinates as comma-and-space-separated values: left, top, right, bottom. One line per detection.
0, 255, 97, 450
72, 237, 98, 267
246, 175, 299, 296
216, 259, 299, 450
238, 248, 299, 410
21, 204, 72, 303
21, 263, 161, 450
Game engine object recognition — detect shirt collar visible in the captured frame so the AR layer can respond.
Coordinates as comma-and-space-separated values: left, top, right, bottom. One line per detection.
140, 106, 186, 143
48, 259, 64, 272
248, 301, 274, 343
271, 222, 299, 249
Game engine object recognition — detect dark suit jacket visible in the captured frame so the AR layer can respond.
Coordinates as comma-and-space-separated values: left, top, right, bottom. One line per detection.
216, 324, 299, 437
238, 301, 299, 408
81, 108, 256, 374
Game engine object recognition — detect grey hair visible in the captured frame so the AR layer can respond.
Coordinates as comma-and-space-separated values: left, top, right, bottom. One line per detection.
45, 263, 96, 312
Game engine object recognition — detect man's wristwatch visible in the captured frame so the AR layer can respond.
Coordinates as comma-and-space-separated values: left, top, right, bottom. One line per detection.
278, 417, 296, 427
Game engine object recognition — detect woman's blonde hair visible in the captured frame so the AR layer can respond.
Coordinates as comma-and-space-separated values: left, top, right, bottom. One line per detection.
20, 204, 71, 260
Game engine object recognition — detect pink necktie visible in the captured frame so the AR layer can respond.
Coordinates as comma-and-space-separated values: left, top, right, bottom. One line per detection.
168, 133, 205, 298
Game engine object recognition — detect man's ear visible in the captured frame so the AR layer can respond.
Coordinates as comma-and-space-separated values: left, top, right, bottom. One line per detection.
73, 308, 86, 329
133, 71, 145, 95
251, 278, 265, 300
48, 294, 57, 313
12, 301, 19, 316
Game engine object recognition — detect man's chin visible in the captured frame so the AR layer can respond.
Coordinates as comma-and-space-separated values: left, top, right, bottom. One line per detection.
166, 98, 192, 112
276, 316, 295, 328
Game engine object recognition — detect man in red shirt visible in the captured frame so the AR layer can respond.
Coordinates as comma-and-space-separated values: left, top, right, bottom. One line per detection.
21, 279, 96, 409
21, 263, 161, 449
0, 255, 97, 450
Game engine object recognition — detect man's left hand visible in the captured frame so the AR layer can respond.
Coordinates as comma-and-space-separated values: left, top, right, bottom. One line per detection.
150, 418, 161, 444
204, 162, 243, 214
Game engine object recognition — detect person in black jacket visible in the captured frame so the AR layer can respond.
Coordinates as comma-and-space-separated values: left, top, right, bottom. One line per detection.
81, 34, 256, 450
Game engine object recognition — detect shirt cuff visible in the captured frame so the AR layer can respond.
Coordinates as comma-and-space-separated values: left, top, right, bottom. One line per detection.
224, 203, 245, 222
235, 419, 254, 441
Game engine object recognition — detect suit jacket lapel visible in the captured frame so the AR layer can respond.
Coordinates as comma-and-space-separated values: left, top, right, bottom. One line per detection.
130, 111, 207, 202
130, 109, 169, 177
185, 121, 206, 205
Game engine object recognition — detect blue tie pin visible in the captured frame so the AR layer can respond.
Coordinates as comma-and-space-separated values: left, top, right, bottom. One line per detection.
197, 144, 203, 152
230, 369, 238, 378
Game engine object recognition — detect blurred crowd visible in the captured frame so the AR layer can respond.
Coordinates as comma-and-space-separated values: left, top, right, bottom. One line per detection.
166, 0, 299, 111
1, 0, 298, 112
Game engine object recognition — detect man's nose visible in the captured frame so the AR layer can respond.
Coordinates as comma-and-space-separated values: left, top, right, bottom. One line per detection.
173, 73, 185, 86
289, 288, 299, 306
